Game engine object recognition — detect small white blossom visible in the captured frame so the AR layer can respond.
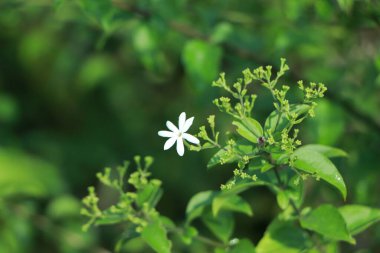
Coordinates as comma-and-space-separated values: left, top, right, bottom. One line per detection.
158, 112, 200, 156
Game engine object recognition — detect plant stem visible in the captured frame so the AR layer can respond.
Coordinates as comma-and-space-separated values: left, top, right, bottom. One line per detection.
272, 166, 325, 253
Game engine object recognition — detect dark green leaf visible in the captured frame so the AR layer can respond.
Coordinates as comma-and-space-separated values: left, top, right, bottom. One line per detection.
300, 204, 355, 244
202, 210, 234, 243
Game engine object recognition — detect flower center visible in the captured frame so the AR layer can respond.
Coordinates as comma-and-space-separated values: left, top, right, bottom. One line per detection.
178, 132, 183, 138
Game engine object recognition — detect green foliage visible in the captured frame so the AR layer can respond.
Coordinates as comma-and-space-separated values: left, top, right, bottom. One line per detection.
300, 204, 355, 244
141, 218, 172, 253
81, 60, 380, 252
3, 0, 380, 252
292, 148, 347, 199
256, 218, 310, 253
0, 149, 65, 198
81, 156, 169, 253
339, 205, 380, 236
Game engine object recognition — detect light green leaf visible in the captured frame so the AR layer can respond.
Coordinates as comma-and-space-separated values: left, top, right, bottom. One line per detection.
337, 0, 353, 13
0, 149, 65, 198
286, 176, 304, 208
300, 204, 355, 244
207, 145, 254, 169
186, 191, 217, 222
136, 180, 163, 208
180, 225, 198, 245
233, 121, 258, 143
297, 144, 347, 158
339, 205, 380, 235
264, 104, 310, 135
182, 40, 222, 90
221, 181, 269, 196
229, 239, 256, 253
276, 191, 289, 210
256, 219, 310, 253
292, 148, 346, 200
210, 22, 233, 44
207, 149, 240, 168
202, 210, 234, 243
47, 195, 81, 219
212, 194, 252, 217
242, 118, 263, 138
306, 100, 345, 145
141, 219, 172, 253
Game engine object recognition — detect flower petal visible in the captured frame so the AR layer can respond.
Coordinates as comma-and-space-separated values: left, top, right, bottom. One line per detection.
182, 117, 194, 132
183, 133, 200, 145
176, 137, 184, 156
158, 130, 175, 138
178, 112, 186, 132
166, 121, 178, 133
164, 137, 177, 150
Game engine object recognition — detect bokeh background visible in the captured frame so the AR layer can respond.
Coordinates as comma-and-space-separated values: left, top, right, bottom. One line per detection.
0, 0, 380, 252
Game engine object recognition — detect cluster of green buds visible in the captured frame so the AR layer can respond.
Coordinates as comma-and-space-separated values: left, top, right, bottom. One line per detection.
212, 72, 258, 119
193, 58, 328, 191
81, 156, 162, 234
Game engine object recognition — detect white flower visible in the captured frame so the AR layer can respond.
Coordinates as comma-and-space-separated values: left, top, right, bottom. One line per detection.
158, 112, 200, 156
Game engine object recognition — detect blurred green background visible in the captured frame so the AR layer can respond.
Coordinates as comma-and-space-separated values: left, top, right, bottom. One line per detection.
0, 0, 380, 252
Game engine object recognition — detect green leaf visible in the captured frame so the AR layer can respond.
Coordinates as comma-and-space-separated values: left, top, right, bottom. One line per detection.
115, 225, 139, 252
47, 195, 81, 219
182, 40, 222, 90
210, 22, 233, 44
276, 191, 289, 210
221, 181, 269, 196
300, 204, 355, 244
207, 144, 254, 169
297, 144, 347, 158
141, 219, 172, 253
229, 239, 256, 253
286, 176, 304, 208
264, 104, 310, 135
186, 191, 217, 222
136, 180, 163, 208
233, 121, 258, 143
256, 219, 310, 253
95, 212, 126, 226
339, 205, 380, 235
337, 0, 353, 13
0, 148, 65, 198
202, 210, 234, 243
292, 148, 346, 200
212, 194, 253, 217
207, 149, 240, 168
242, 118, 263, 138
180, 225, 198, 245
305, 100, 345, 145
